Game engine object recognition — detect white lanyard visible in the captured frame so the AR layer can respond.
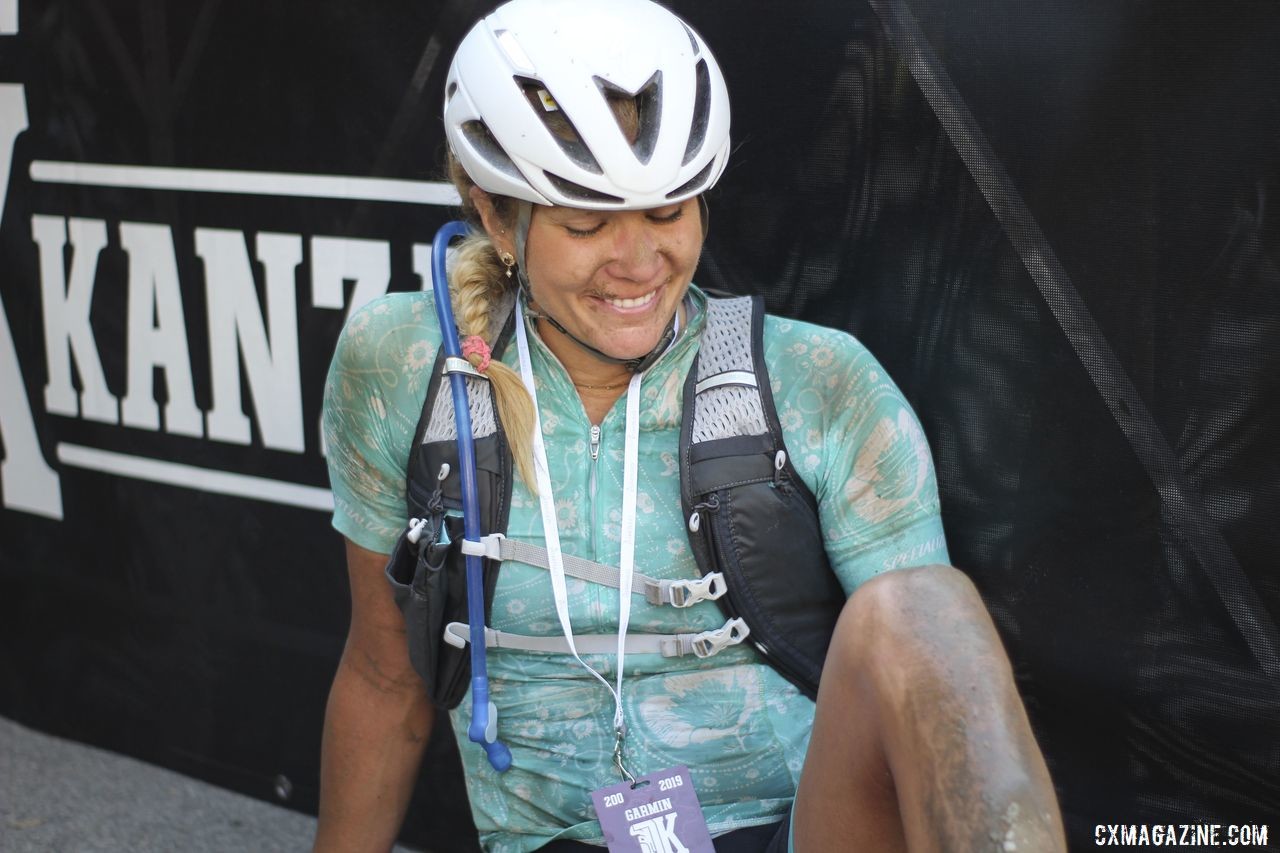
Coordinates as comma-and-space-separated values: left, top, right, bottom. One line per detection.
514, 299, 676, 780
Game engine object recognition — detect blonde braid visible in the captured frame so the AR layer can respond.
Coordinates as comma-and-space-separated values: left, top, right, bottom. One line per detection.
447, 234, 538, 493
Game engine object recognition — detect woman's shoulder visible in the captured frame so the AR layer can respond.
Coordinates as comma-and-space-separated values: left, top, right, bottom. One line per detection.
332, 290, 442, 372
760, 312, 883, 391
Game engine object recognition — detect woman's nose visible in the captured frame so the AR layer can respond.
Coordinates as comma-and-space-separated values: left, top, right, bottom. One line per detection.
607, 216, 662, 281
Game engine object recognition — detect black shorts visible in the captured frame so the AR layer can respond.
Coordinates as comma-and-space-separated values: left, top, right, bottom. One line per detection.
535, 814, 790, 853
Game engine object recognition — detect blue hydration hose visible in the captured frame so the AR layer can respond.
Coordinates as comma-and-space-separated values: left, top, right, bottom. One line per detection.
430, 220, 512, 773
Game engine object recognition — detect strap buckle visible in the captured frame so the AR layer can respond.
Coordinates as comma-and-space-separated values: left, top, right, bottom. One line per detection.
651, 572, 727, 608
460, 533, 505, 560
443, 622, 468, 649
691, 617, 751, 658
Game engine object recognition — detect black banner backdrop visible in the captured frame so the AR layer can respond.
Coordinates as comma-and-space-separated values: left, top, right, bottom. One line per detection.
0, 1, 1276, 849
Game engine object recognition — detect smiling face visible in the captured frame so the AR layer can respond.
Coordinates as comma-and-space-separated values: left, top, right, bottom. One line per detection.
525, 199, 702, 364
474, 189, 704, 374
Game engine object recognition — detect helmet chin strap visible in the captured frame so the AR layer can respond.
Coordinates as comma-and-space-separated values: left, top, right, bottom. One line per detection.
512, 200, 679, 374
523, 295, 678, 373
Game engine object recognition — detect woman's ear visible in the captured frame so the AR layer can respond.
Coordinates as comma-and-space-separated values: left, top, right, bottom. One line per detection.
470, 186, 515, 256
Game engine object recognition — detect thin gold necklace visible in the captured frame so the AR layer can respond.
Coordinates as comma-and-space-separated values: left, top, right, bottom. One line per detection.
572, 379, 626, 391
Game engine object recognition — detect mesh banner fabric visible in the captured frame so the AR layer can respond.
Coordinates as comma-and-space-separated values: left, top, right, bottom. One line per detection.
0, 1, 1275, 848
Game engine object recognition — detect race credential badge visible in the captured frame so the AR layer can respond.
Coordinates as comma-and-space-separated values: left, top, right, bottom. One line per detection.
591, 765, 714, 853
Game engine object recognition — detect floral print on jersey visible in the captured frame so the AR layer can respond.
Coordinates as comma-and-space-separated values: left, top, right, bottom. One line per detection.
323, 287, 948, 852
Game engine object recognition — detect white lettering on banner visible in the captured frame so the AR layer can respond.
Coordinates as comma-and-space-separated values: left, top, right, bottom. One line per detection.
119, 221, 202, 436
198, 228, 305, 452
0, 0, 15, 35
629, 813, 688, 853
1, 156, 459, 516
310, 236, 392, 320
0, 82, 63, 518
308, 236, 393, 457
33, 215, 117, 422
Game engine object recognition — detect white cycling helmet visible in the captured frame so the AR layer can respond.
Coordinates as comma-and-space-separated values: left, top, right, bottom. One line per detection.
444, 0, 731, 210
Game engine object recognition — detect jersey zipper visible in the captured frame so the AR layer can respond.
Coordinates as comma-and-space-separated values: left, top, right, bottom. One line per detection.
588, 422, 602, 560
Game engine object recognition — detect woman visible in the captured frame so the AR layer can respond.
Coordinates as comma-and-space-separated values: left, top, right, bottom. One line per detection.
316, 0, 1065, 851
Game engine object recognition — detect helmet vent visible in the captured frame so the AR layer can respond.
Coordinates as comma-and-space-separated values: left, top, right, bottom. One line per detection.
680, 22, 700, 56
682, 60, 711, 166
596, 73, 662, 165
545, 172, 624, 205
666, 160, 714, 200
518, 77, 603, 175
460, 120, 523, 181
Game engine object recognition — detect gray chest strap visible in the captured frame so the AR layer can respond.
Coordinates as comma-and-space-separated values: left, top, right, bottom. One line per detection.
443, 617, 750, 660
457, 532, 728, 608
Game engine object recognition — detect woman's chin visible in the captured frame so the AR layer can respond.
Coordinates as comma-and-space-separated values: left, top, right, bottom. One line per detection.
594, 330, 667, 361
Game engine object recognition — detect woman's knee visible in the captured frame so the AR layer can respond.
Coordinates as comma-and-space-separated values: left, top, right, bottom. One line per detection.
817, 566, 1066, 851
825, 564, 1007, 700
838, 564, 986, 648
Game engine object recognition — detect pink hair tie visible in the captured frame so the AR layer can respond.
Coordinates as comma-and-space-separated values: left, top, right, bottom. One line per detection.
460, 335, 492, 373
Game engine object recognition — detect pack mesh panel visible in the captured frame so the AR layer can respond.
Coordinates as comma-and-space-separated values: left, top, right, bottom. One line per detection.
691, 298, 769, 442
423, 373, 498, 444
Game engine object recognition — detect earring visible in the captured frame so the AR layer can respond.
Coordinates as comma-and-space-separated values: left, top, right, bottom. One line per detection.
499, 250, 516, 279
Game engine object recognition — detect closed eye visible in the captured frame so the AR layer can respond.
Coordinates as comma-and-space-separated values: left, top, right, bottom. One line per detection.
647, 204, 685, 224
561, 202, 684, 238
565, 221, 605, 238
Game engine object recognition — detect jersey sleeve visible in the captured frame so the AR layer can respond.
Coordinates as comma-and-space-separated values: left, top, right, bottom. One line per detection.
765, 317, 950, 594
321, 293, 439, 555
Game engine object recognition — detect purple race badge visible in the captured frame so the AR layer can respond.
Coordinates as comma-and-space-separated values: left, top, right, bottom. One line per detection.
591, 765, 713, 853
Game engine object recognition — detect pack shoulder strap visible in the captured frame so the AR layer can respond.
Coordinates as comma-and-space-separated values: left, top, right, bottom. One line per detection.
679, 295, 843, 700
391, 303, 517, 709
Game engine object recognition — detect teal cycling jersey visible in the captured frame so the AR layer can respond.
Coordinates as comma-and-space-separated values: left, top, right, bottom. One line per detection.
323, 285, 949, 852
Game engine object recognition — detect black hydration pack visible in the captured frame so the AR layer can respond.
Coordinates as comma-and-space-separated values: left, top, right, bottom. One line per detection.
384, 295, 845, 708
